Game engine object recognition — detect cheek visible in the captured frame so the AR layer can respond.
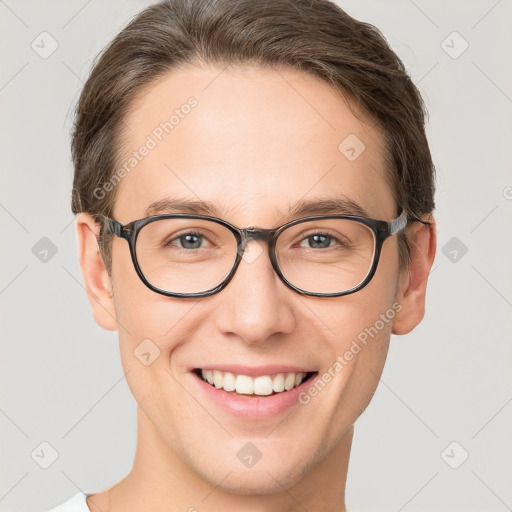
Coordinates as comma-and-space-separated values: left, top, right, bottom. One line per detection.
313, 242, 401, 401
109, 240, 210, 387
321, 247, 400, 354
110, 240, 179, 339
114, 290, 195, 362
322, 295, 394, 385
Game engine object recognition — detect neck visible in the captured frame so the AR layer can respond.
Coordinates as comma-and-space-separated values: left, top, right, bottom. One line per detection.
103, 407, 352, 512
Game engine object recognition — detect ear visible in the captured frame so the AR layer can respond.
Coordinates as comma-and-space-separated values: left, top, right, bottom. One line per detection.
392, 214, 437, 335
75, 213, 118, 331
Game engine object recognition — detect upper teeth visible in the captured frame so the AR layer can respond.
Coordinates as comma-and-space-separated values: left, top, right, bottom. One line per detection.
200, 369, 309, 395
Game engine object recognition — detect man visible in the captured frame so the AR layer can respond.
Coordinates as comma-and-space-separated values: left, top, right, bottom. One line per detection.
48, 0, 436, 510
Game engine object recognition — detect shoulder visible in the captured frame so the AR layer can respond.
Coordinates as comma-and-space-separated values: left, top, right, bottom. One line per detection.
44, 492, 90, 512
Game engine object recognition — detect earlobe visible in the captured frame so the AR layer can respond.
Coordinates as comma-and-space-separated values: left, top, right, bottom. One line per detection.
392, 215, 437, 335
76, 213, 118, 331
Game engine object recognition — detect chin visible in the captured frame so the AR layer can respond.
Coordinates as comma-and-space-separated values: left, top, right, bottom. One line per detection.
189, 446, 314, 496
203, 467, 304, 496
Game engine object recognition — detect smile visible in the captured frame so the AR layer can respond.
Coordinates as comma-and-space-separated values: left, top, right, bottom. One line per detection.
193, 368, 317, 396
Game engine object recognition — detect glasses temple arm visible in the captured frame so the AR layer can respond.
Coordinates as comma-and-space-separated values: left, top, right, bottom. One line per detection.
100, 215, 124, 237
407, 211, 432, 226
389, 209, 432, 236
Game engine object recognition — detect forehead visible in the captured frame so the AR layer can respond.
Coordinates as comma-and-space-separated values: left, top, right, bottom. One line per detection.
113, 64, 395, 224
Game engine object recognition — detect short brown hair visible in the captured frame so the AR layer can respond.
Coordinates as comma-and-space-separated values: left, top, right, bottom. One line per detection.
71, 0, 435, 274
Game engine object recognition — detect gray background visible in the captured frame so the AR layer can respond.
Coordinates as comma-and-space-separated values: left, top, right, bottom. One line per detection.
1, 1, 511, 511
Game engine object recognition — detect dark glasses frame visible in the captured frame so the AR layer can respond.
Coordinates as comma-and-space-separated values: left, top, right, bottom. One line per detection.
101, 209, 428, 299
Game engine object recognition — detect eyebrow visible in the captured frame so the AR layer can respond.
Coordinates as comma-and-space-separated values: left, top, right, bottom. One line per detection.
144, 196, 370, 222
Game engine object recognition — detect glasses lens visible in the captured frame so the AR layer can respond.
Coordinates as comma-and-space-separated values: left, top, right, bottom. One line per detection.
275, 218, 376, 294
135, 218, 238, 294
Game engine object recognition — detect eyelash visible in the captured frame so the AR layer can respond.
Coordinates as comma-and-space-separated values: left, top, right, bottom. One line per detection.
163, 230, 350, 251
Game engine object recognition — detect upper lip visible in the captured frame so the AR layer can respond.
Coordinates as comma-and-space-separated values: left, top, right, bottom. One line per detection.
190, 364, 318, 377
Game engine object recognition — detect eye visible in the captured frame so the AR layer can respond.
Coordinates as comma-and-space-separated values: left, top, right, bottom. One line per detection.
297, 231, 350, 250
163, 231, 211, 250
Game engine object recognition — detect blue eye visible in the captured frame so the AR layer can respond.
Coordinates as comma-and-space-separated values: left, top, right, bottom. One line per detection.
164, 231, 210, 250
296, 230, 350, 251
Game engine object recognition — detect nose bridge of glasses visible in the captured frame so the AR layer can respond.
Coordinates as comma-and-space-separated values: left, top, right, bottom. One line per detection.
235, 228, 276, 264
239, 227, 275, 247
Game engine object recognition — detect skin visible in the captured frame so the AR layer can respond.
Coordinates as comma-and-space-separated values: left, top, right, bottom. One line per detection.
76, 63, 436, 512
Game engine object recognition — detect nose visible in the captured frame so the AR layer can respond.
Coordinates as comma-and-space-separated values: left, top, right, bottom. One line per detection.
214, 238, 296, 345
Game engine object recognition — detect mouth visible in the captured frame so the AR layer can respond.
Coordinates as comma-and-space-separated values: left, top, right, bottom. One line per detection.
192, 368, 318, 397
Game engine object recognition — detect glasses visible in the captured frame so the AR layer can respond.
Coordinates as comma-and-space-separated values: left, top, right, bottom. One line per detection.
102, 210, 420, 298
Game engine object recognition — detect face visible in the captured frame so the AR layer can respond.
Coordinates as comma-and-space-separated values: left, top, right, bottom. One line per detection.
78, 63, 431, 495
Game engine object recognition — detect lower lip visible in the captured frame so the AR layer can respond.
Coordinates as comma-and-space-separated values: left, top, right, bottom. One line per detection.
191, 371, 318, 420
